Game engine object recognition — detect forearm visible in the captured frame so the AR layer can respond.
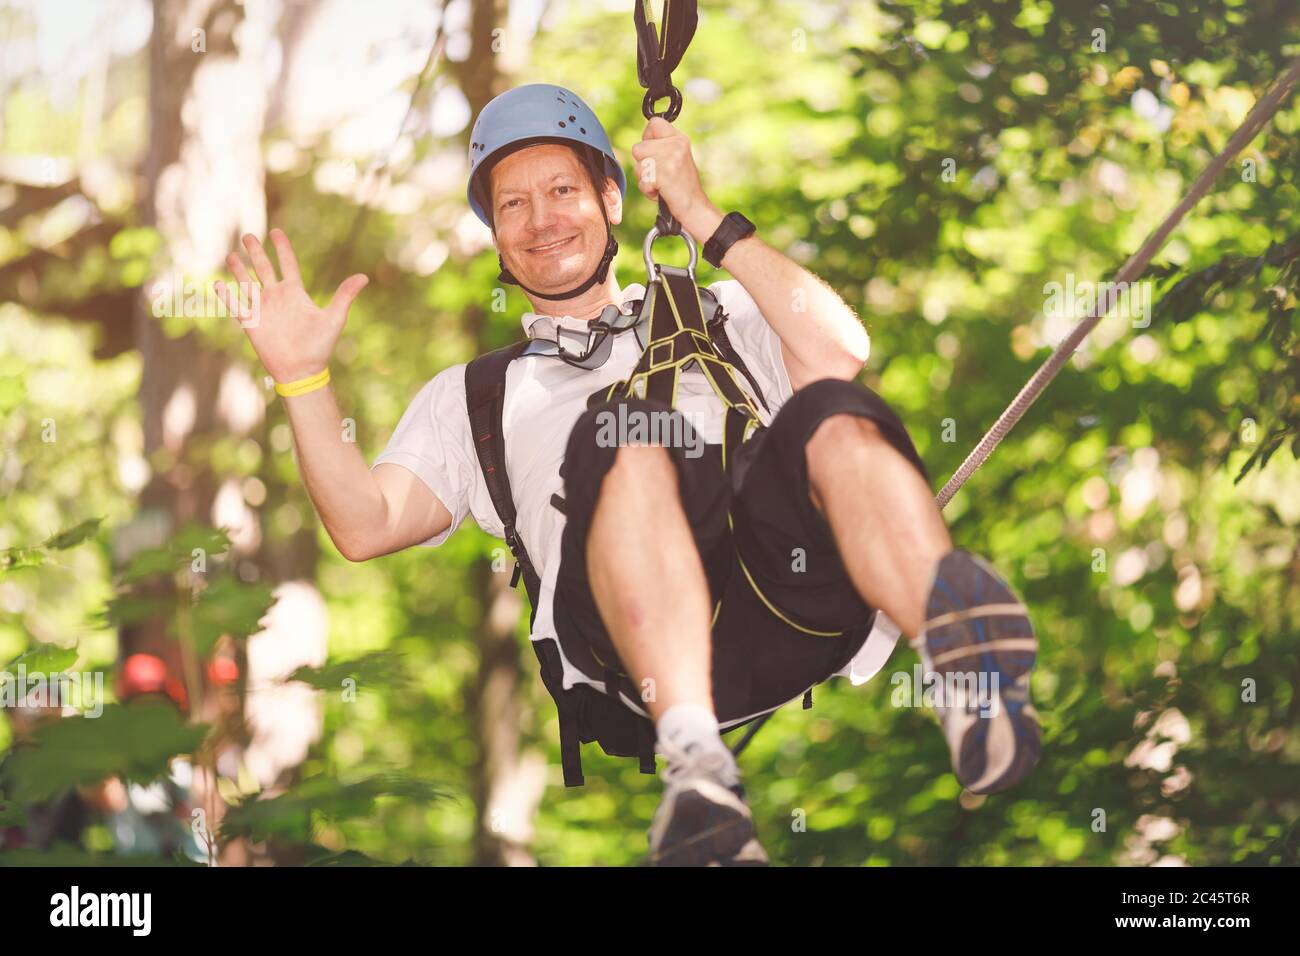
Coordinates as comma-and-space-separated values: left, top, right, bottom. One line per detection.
279, 383, 386, 560
681, 203, 870, 385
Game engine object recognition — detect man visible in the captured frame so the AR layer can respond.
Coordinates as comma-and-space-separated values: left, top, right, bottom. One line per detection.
217, 83, 1040, 866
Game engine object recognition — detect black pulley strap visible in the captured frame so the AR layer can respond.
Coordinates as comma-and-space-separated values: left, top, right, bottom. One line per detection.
635, 0, 696, 121
635, 0, 698, 237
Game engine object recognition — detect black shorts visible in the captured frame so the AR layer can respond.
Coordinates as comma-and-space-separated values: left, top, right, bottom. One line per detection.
553, 377, 932, 725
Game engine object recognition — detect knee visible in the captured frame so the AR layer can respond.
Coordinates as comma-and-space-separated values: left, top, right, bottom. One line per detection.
569, 399, 682, 504
604, 442, 677, 494
806, 412, 883, 476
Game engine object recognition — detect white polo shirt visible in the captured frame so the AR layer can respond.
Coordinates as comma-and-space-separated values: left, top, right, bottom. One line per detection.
370, 279, 901, 725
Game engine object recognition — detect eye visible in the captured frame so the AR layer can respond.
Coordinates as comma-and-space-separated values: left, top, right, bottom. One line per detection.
555, 185, 574, 195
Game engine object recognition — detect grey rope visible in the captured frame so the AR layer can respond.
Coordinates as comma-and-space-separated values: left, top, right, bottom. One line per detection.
935, 56, 1300, 510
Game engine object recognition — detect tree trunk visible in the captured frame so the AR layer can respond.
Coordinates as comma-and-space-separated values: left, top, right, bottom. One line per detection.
119, 0, 282, 866
452, 0, 548, 867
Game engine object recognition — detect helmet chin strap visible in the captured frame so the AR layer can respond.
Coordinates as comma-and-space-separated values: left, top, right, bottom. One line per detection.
497, 215, 619, 302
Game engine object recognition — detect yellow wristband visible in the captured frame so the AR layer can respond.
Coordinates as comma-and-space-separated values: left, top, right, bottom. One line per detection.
274, 367, 330, 397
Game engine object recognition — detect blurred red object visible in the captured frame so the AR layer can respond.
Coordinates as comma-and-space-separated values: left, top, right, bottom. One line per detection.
207, 656, 240, 686
118, 653, 188, 712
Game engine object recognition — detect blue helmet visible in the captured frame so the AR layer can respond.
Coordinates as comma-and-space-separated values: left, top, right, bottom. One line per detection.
466, 83, 627, 228
467, 83, 626, 300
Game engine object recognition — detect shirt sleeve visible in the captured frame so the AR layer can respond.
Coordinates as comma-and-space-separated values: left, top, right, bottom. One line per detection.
369, 364, 478, 548
706, 278, 795, 410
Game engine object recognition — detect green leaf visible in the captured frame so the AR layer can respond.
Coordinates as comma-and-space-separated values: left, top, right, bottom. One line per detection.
284, 651, 413, 691
0, 548, 45, 573
96, 592, 177, 628
4, 643, 79, 673
118, 525, 232, 583
40, 517, 104, 551
0, 700, 210, 804
120, 547, 190, 582
190, 577, 276, 654
218, 774, 456, 843
169, 524, 232, 563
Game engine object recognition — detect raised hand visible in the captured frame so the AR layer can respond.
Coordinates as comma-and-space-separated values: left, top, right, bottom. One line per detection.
214, 229, 368, 385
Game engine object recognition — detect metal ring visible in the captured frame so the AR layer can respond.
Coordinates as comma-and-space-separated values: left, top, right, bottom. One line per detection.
643, 225, 698, 279
642, 86, 683, 122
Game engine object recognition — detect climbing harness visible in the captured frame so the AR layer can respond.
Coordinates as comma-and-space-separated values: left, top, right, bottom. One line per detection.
589, 232, 768, 469
522, 301, 648, 369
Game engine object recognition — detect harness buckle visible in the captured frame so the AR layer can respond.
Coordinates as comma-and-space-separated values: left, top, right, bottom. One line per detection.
643, 225, 698, 281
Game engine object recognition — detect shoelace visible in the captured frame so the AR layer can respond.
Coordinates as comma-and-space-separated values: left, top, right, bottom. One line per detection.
658, 736, 741, 790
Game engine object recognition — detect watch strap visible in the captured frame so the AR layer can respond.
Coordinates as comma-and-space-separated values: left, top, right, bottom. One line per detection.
703, 212, 756, 268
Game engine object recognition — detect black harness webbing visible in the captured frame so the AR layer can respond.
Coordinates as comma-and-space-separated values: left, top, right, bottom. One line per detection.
593, 265, 767, 470
466, 341, 585, 787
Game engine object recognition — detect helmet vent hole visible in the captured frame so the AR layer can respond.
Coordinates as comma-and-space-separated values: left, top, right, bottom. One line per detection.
568, 115, 576, 121
558, 121, 566, 127
580, 127, 587, 134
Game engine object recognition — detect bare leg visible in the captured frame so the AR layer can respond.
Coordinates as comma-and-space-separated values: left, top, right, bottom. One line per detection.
805, 414, 952, 638
586, 444, 713, 720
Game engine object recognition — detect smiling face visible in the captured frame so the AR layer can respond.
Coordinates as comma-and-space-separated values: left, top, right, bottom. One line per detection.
487, 143, 622, 297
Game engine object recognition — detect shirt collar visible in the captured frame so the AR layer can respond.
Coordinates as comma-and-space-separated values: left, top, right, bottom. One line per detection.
521, 283, 647, 340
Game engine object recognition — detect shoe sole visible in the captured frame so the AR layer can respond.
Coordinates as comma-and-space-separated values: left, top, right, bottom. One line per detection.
648, 782, 769, 867
915, 550, 1041, 794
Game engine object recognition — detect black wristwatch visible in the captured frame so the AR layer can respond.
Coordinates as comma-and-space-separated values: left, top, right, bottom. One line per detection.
702, 211, 756, 268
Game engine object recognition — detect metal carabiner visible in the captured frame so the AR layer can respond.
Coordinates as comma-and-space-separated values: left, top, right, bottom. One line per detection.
643, 224, 698, 282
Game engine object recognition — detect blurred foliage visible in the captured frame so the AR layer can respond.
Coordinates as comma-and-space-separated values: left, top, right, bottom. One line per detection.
1, 0, 1298, 865
2, 699, 208, 804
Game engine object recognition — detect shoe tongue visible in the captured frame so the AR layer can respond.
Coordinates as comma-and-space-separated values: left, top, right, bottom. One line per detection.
670, 741, 739, 787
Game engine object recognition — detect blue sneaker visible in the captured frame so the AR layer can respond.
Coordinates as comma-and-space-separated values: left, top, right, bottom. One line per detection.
911, 549, 1041, 794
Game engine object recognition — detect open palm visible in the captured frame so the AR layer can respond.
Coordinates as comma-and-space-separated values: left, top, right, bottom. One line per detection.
214, 229, 368, 385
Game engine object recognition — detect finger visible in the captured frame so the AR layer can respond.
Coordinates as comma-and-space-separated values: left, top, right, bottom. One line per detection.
637, 158, 660, 198
215, 278, 255, 324
226, 251, 253, 289
224, 254, 259, 321
242, 233, 279, 286
631, 136, 666, 162
327, 273, 369, 318
269, 228, 301, 284
644, 116, 676, 139
212, 280, 241, 319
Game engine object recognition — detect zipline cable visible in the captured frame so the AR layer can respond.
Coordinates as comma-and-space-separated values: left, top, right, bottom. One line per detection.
935, 56, 1300, 510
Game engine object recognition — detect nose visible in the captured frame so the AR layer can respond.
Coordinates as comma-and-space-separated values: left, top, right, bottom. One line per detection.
527, 193, 560, 233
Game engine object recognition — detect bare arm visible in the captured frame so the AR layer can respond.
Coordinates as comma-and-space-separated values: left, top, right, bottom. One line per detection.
679, 203, 870, 389
278, 382, 452, 561
216, 230, 450, 561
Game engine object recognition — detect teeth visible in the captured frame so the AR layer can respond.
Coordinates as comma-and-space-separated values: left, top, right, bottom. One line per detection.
531, 237, 572, 252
